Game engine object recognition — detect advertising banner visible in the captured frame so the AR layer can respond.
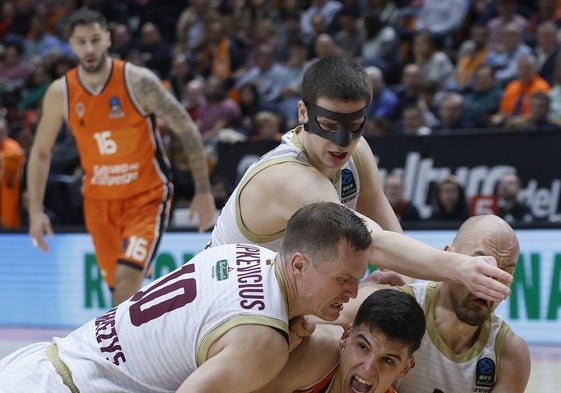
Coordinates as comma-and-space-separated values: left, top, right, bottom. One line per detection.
0, 231, 559, 344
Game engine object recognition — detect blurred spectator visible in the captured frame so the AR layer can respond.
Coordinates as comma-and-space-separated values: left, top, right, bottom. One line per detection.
137, 21, 172, 79
210, 173, 233, 210
3, 0, 37, 39
250, 110, 283, 142
527, 0, 561, 41
183, 77, 206, 120
504, 91, 561, 131
167, 53, 197, 104
491, 54, 551, 125
463, 64, 503, 128
411, 30, 454, 85
278, 39, 309, 129
496, 172, 534, 224
361, 12, 402, 82
365, 65, 398, 121
0, 1, 16, 42
275, 10, 305, 62
433, 92, 474, 133
547, 51, 561, 123
413, 0, 470, 47
176, 0, 221, 55
108, 23, 134, 60
364, 0, 403, 27
0, 39, 32, 89
364, 116, 393, 137
234, 43, 288, 108
398, 104, 432, 135
452, 23, 490, 91
430, 175, 470, 222
0, 117, 25, 228
333, 6, 363, 58
384, 173, 421, 222
393, 63, 422, 121
196, 75, 242, 144
18, 62, 51, 111
299, 0, 343, 45
485, 21, 532, 86
416, 79, 441, 128
189, 16, 244, 82
312, 32, 344, 59
22, 12, 72, 61
236, 82, 266, 137
534, 20, 561, 85
486, 0, 529, 52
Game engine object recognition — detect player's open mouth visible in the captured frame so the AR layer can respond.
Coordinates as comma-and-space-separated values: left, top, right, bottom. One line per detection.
350, 375, 372, 392
329, 151, 348, 158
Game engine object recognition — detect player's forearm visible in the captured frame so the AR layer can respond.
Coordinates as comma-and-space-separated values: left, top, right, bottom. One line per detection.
26, 150, 52, 214
174, 120, 211, 193
367, 230, 463, 282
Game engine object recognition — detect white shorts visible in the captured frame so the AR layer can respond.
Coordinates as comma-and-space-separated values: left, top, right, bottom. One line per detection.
0, 342, 70, 392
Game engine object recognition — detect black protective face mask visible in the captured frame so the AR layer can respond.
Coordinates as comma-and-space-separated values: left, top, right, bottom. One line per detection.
304, 103, 367, 147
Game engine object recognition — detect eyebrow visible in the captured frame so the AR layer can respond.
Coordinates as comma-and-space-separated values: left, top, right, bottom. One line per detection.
356, 333, 403, 362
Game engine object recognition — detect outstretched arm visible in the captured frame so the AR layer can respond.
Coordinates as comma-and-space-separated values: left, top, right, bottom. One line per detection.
129, 65, 216, 231
27, 78, 65, 251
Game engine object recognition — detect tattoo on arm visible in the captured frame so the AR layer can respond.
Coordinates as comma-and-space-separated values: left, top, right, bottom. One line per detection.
130, 66, 211, 192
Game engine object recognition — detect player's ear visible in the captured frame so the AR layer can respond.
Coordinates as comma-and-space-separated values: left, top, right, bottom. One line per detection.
399, 355, 416, 376
291, 252, 308, 275
339, 325, 352, 348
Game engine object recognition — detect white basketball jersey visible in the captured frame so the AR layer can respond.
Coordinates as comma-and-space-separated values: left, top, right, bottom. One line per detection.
395, 282, 510, 393
210, 126, 362, 251
54, 244, 288, 392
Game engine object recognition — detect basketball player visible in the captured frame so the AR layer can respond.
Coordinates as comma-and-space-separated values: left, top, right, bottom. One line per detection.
210, 55, 513, 304
337, 215, 531, 393
252, 288, 426, 393
0, 202, 372, 392
26, 8, 215, 305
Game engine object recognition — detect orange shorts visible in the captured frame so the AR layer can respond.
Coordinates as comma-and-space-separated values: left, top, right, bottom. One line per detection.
83, 184, 173, 289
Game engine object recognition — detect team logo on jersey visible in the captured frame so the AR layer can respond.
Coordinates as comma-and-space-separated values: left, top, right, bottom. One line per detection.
109, 96, 125, 118
215, 259, 233, 281
75, 102, 85, 117
341, 168, 357, 200
475, 357, 495, 389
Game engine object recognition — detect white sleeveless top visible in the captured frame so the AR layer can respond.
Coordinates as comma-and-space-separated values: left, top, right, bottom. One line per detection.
210, 126, 363, 251
54, 244, 288, 392
395, 282, 510, 393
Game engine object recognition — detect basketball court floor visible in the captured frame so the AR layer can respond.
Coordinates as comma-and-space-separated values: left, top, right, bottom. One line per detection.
0, 327, 559, 392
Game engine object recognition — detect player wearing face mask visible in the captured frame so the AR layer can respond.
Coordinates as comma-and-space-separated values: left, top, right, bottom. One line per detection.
208, 56, 513, 304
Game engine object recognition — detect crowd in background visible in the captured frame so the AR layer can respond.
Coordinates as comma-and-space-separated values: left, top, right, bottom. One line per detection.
0, 0, 559, 229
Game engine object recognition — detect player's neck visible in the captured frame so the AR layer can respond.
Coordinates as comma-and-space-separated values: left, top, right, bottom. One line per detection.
434, 286, 480, 354
79, 58, 112, 93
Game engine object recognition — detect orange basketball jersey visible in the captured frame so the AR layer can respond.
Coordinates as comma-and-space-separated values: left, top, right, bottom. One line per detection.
64, 59, 172, 199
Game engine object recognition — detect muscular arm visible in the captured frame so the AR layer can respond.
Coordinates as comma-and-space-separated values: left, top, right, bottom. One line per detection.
354, 138, 414, 283
492, 330, 530, 393
354, 138, 402, 234
241, 164, 512, 302
26, 78, 66, 251
178, 324, 289, 393
251, 325, 342, 393
128, 64, 216, 231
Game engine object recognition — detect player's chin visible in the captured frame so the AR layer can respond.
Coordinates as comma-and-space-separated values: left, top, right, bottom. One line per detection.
321, 302, 345, 321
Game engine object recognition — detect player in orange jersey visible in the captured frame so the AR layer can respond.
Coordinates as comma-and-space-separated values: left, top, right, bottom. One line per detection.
26, 8, 215, 305
252, 289, 425, 393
